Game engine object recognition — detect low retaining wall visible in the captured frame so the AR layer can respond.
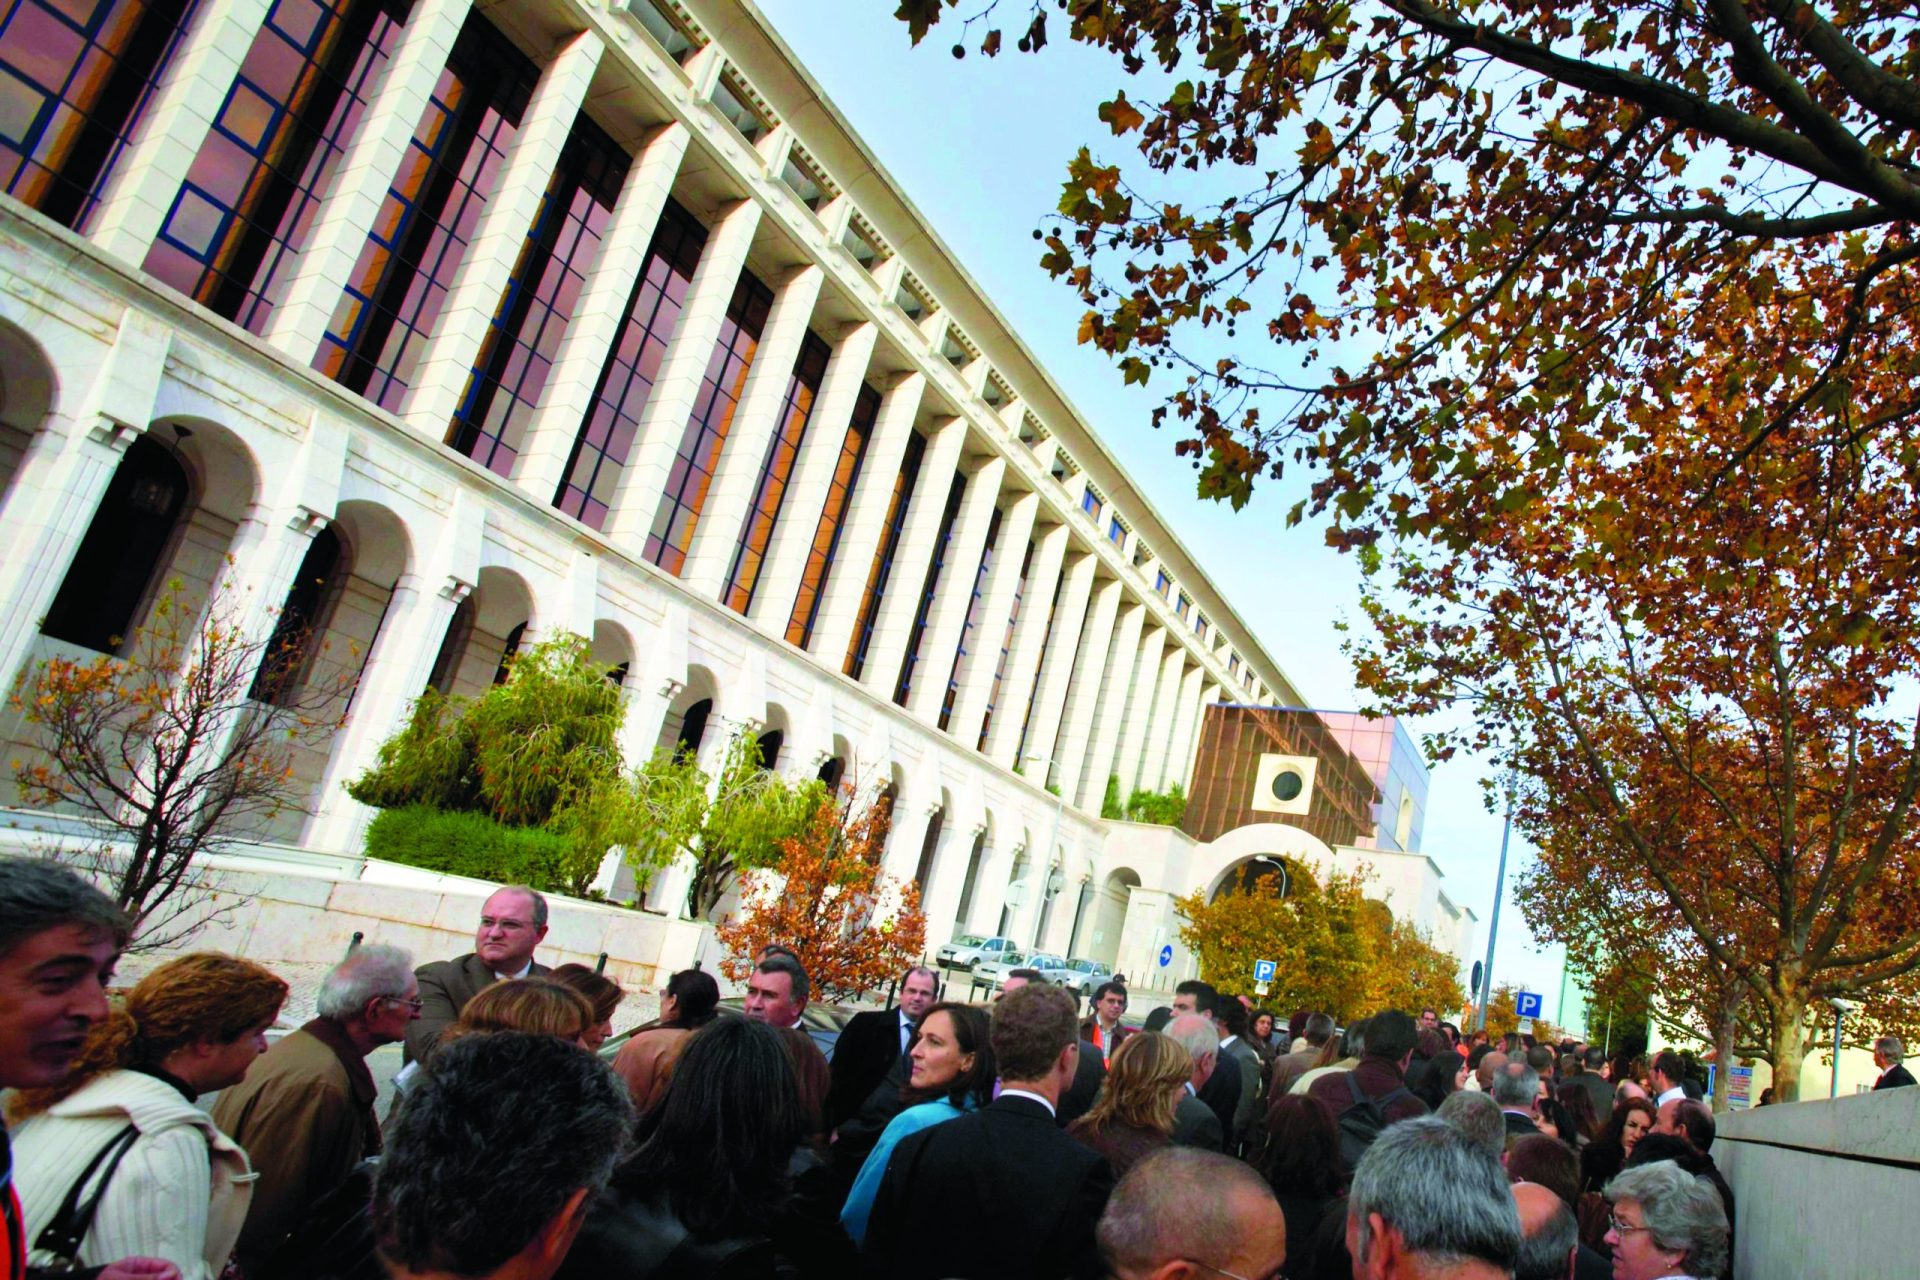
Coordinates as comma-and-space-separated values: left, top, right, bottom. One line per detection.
1716, 1088, 1920, 1280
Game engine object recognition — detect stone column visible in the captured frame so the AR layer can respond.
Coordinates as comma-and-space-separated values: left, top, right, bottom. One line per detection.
1112, 625, 1167, 796
1160, 663, 1208, 792
262, 0, 477, 360
1048, 573, 1121, 803
1138, 646, 1189, 794
806, 372, 926, 665
745, 321, 879, 634
1003, 544, 1092, 775
512, 122, 691, 503
84, 0, 277, 263
603, 197, 764, 549
1074, 599, 1146, 811
980, 518, 1067, 767
679, 264, 826, 597
854, 419, 968, 699
946, 489, 1039, 749
403, 30, 606, 437
903, 456, 1006, 726
1181, 683, 1223, 791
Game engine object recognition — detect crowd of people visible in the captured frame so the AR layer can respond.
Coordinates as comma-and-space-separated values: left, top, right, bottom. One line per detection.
7, 859, 1875, 1279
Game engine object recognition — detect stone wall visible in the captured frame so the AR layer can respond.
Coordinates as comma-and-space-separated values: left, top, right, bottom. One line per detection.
1716, 1089, 1920, 1280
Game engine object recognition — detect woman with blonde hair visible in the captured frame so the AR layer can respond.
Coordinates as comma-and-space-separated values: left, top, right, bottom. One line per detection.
1065, 1031, 1194, 1176
10, 953, 288, 1280
442, 977, 593, 1047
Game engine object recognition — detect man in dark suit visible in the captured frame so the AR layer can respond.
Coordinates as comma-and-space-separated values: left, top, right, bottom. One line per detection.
1172, 980, 1240, 1136
404, 885, 551, 1063
1874, 1036, 1915, 1089
1492, 1061, 1544, 1139
826, 965, 938, 1130
1576, 1046, 1615, 1119
1214, 997, 1264, 1153
864, 984, 1113, 1279
1165, 1013, 1225, 1151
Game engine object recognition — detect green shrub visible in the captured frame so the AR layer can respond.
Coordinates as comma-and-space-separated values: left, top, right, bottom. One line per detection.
364, 805, 579, 892
1125, 782, 1188, 826
1101, 774, 1124, 819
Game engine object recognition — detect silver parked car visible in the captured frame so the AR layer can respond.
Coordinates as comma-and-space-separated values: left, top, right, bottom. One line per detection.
1058, 957, 1114, 996
937, 933, 1021, 972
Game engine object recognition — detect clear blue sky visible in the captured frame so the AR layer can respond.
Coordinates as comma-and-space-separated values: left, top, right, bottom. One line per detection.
755, 1, 1573, 1020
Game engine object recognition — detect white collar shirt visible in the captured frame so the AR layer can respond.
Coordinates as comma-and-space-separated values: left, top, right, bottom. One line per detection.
999, 1087, 1056, 1117
1655, 1085, 1685, 1107
492, 959, 534, 982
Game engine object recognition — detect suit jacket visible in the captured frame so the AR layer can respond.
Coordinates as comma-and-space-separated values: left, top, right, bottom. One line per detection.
1575, 1070, 1616, 1120
1875, 1063, 1916, 1090
1221, 1037, 1263, 1150
1171, 1090, 1223, 1152
827, 1009, 911, 1131
1197, 1047, 1242, 1138
404, 953, 551, 1064
864, 1094, 1113, 1280
1269, 1040, 1320, 1098
1057, 1039, 1107, 1128
1502, 1110, 1542, 1140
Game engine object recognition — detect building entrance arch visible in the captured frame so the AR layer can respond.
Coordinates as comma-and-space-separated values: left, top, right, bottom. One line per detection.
1190, 822, 1342, 902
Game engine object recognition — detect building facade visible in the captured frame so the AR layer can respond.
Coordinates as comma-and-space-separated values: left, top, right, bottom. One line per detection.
0, 0, 1471, 983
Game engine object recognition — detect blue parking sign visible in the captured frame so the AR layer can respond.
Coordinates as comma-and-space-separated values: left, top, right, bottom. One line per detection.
1253, 959, 1277, 983
1515, 990, 1543, 1019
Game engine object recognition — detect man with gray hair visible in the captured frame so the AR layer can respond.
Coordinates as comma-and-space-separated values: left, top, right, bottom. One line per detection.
1512, 1182, 1578, 1280
1165, 1013, 1226, 1151
1873, 1035, 1914, 1089
1097, 1147, 1286, 1279
1346, 1117, 1521, 1280
1492, 1061, 1543, 1140
1437, 1089, 1508, 1161
405, 884, 552, 1063
212, 943, 419, 1270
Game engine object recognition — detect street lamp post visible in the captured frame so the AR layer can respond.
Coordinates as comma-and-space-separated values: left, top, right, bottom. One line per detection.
1474, 794, 1514, 1033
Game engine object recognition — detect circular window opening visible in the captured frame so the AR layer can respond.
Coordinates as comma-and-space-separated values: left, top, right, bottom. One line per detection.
1270, 769, 1304, 803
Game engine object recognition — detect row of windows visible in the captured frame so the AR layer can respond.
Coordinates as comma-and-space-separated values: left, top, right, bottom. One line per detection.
5, 0, 1259, 729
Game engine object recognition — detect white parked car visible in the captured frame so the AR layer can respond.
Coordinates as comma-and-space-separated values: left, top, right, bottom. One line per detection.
937, 933, 1021, 972
974, 948, 1035, 990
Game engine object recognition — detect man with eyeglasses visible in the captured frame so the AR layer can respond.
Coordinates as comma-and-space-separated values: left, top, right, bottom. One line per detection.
404, 884, 552, 1064
1095, 1146, 1286, 1280
211, 942, 420, 1272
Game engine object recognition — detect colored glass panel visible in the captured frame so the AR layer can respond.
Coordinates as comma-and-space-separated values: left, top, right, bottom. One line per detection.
642, 269, 773, 574
938, 505, 1002, 731
313, 11, 536, 410
844, 429, 925, 679
975, 536, 1033, 751
722, 328, 830, 613
553, 197, 706, 528
448, 111, 627, 477
1080, 486, 1101, 521
786, 381, 878, 649
0, 0, 197, 228
143, 0, 406, 332
892, 471, 967, 707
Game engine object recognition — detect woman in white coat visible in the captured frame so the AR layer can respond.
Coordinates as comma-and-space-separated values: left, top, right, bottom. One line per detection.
9, 953, 287, 1280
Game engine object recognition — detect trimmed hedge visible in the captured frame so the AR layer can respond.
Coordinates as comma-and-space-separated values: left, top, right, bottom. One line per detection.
364, 805, 577, 892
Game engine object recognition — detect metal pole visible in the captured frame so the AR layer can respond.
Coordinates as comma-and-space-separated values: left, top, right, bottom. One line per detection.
1831, 1008, 1845, 1098
1474, 803, 1513, 1032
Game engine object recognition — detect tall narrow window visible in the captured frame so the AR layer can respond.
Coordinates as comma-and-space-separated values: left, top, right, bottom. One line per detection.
786, 381, 877, 649
447, 112, 628, 477
41, 435, 188, 654
912, 806, 944, 892
975, 537, 1033, 750
643, 270, 773, 574
1012, 562, 1068, 765
892, 472, 967, 707
937, 506, 1002, 732
0, 0, 198, 229
143, 0, 409, 332
722, 329, 830, 613
1080, 486, 1102, 521
553, 198, 706, 529
251, 525, 342, 704
313, 11, 537, 410
845, 430, 925, 679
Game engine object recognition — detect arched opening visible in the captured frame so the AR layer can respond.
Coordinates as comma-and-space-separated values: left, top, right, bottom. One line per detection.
251, 525, 343, 704
41, 436, 190, 654
676, 698, 713, 759
912, 803, 945, 892
425, 566, 531, 700
997, 841, 1029, 937
816, 755, 845, 790
0, 319, 57, 509
754, 728, 783, 770
1212, 853, 1310, 903
591, 619, 635, 687
952, 826, 987, 936
1084, 868, 1141, 969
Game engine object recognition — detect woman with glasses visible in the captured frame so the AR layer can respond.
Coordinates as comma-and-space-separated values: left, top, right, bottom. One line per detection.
1603, 1161, 1729, 1279
612, 967, 720, 1113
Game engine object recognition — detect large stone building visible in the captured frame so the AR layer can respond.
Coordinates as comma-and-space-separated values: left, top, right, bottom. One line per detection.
0, 0, 1473, 985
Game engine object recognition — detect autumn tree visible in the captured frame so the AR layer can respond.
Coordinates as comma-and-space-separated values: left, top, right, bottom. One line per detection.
1358, 906, 1469, 1023
628, 729, 826, 918
348, 634, 643, 895
1176, 860, 1372, 1014
897, 2, 1920, 1101
1475, 983, 1568, 1045
11, 580, 346, 948
717, 788, 927, 1001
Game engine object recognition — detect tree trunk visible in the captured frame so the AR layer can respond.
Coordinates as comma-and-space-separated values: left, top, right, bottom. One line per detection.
1769, 1000, 1809, 1102
1713, 995, 1740, 1115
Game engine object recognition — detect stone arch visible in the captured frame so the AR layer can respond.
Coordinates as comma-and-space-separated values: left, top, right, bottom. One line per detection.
427, 564, 532, 699
660, 663, 720, 760
756, 700, 793, 772
816, 731, 852, 790
591, 617, 637, 685
953, 807, 992, 934
1083, 867, 1142, 969
1191, 822, 1342, 902
0, 317, 57, 508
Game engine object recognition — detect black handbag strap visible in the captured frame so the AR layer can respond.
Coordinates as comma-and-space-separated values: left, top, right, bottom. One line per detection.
34, 1123, 139, 1266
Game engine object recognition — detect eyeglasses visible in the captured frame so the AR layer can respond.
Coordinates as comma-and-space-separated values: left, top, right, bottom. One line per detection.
1609, 1213, 1651, 1237
1187, 1262, 1282, 1280
385, 996, 425, 1011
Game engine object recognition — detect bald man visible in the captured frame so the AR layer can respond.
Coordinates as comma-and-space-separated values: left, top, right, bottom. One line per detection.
1512, 1182, 1577, 1280
1098, 1147, 1287, 1280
